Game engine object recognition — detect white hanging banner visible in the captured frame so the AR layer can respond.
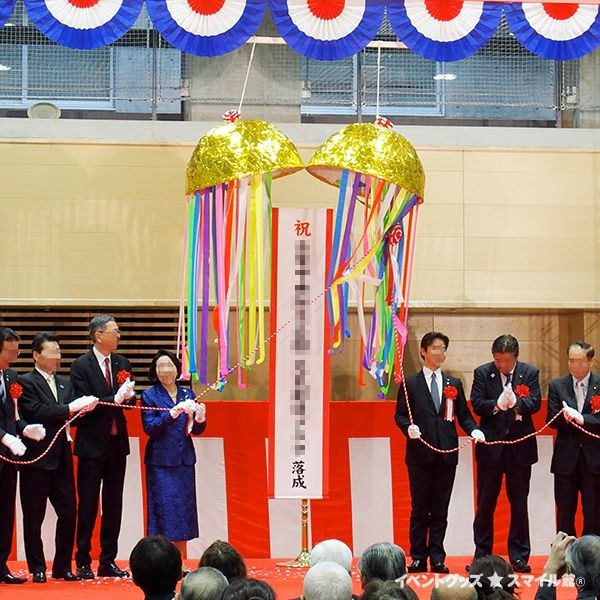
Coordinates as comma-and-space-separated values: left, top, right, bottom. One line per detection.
269, 207, 331, 499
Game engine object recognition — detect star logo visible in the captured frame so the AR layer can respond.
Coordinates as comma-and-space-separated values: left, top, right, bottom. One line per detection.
488, 572, 504, 589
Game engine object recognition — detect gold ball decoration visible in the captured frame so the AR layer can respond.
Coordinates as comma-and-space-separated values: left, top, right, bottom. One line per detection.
306, 123, 425, 200
187, 120, 304, 193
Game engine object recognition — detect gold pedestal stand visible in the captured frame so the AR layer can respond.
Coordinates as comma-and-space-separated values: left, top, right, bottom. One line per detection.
276, 498, 311, 567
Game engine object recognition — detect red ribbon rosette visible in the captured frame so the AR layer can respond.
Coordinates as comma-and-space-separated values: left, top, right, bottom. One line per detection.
591, 395, 600, 415
515, 384, 530, 398
443, 385, 458, 400
9, 383, 22, 400
117, 370, 131, 386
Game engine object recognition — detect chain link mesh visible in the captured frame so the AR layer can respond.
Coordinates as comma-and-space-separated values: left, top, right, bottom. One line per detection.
0, 3, 599, 123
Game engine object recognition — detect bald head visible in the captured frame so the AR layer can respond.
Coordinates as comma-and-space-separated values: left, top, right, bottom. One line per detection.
431, 575, 477, 600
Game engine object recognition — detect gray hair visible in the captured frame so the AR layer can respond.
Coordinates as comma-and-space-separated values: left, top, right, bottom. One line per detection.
89, 314, 115, 341
566, 535, 600, 591
357, 542, 406, 583
310, 539, 353, 572
303, 561, 352, 600
431, 575, 477, 600
180, 567, 229, 600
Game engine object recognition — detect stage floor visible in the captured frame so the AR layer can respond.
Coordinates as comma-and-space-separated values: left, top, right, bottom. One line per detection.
0, 557, 576, 600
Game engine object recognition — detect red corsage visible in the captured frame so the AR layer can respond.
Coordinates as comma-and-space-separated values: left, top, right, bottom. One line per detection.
443, 386, 458, 400
117, 370, 131, 386
515, 384, 530, 398
9, 383, 22, 400
591, 395, 600, 415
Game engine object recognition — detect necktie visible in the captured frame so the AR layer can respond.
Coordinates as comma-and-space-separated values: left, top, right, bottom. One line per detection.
47, 374, 58, 400
576, 381, 586, 412
0, 371, 5, 405
506, 373, 512, 388
104, 358, 112, 392
431, 372, 441, 411
105, 357, 118, 435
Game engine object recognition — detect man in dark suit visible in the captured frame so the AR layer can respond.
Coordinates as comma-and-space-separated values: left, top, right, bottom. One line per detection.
471, 334, 541, 573
547, 341, 600, 536
0, 327, 30, 584
396, 331, 484, 574
18, 332, 98, 583
70, 315, 135, 579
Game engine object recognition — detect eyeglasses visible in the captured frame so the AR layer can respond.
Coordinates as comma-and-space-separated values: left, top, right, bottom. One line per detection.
101, 329, 121, 337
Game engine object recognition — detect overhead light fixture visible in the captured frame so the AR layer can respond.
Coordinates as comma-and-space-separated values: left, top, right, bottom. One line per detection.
433, 73, 456, 81
0, 64, 11, 72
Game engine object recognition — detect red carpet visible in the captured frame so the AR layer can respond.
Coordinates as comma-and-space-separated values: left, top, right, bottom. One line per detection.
0, 557, 577, 600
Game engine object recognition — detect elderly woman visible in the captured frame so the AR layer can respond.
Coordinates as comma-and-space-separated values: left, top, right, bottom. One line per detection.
535, 532, 600, 600
141, 349, 206, 554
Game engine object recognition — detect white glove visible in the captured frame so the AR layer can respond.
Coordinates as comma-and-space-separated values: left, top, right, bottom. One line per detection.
497, 388, 510, 411
562, 401, 584, 425
70, 395, 99, 413
1, 433, 27, 456
407, 424, 421, 439
115, 379, 135, 405
471, 429, 486, 443
194, 402, 206, 423
22, 424, 46, 441
170, 401, 190, 419
506, 388, 517, 409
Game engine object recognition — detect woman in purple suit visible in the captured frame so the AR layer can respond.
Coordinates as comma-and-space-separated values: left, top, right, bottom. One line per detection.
141, 349, 206, 554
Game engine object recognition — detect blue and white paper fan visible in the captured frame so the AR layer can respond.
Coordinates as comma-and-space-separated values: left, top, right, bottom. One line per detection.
23, 0, 144, 49
387, 0, 502, 62
504, 2, 600, 61
146, 0, 265, 57
0, 0, 16, 28
269, 0, 385, 61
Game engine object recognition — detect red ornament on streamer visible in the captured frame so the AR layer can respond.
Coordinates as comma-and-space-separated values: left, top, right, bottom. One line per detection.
117, 370, 131, 386
388, 223, 404, 246
222, 109, 241, 122
10, 383, 22, 400
443, 385, 458, 400
515, 384, 530, 398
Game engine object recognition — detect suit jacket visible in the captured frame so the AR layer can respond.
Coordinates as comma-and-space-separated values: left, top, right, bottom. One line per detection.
471, 360, 541, 467
70, 350, 134, 459
17, 370, 74, 471
547, 372, 600, 475
395, 370, 478, 466
535, 582, 593, 600
141, 385, 206, 467
0, 368, 26, 471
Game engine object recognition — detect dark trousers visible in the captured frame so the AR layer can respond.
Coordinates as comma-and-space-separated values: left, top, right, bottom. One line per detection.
555, 452, 600, 536
473, 455, 532, 563
407, 455, 456, 563
75, 435, 127, 567
0, 464, 17, 576
20, 456, 77, 574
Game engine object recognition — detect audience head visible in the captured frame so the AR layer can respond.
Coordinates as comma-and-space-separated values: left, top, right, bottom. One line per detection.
361, 579, 419, 600
178, 566, 228, 600
130, 535, 182, 597
222, 578, 276, 600
432, 575, 477, 600
199, 540, 247, 583
566, 534, 600, 591
310, 539, 353, 572
468, 555, 516, 600
357, 542, 406, 589
303, 561, 352, 600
